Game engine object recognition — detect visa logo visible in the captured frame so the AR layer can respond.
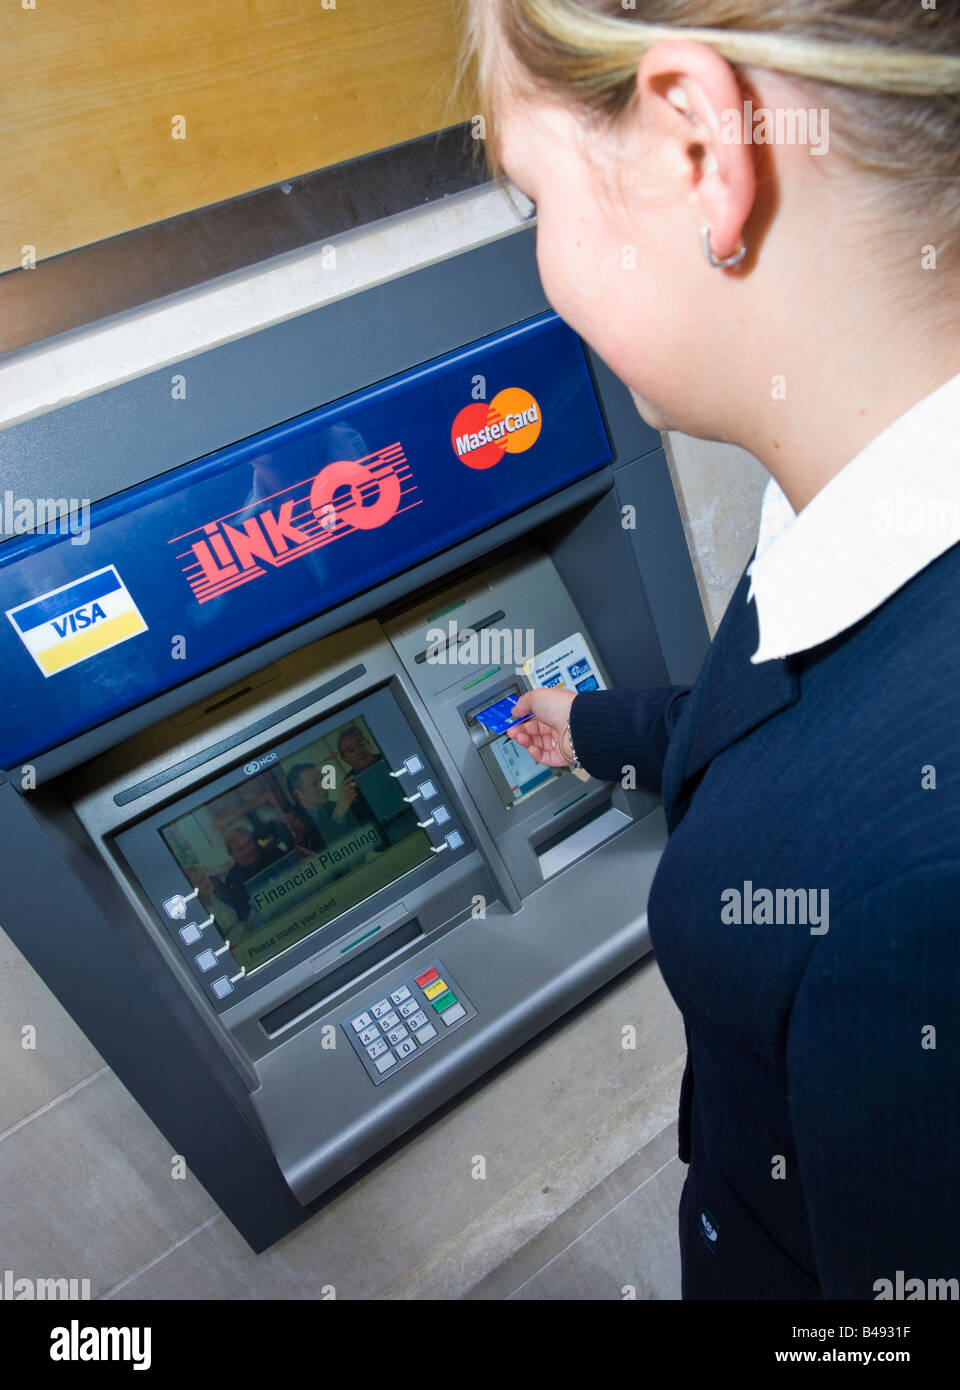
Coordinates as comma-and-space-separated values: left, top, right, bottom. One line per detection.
6, 566, 148, 678
51, 602, 108, 637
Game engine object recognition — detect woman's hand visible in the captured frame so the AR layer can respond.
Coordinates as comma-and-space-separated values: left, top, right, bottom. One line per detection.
334, 775, 359, 818
506, 688, 577, 768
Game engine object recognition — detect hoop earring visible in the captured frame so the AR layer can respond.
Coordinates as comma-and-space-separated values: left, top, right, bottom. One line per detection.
701, 222, 747, 269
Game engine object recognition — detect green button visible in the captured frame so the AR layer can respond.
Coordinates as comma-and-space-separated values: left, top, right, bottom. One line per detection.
432, 990, 458, 1013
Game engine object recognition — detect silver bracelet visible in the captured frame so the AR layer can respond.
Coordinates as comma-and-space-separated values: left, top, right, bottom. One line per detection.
560, 719, 583, 771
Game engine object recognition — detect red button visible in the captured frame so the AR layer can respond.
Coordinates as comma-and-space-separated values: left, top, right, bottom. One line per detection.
415, 967, 439, 988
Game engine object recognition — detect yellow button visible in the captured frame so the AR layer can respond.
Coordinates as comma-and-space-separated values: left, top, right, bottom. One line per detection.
423, 979, 448, 1000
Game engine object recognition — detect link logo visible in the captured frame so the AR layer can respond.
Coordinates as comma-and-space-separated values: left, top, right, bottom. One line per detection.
173, 447, 410, 604
451, 388, 542, 470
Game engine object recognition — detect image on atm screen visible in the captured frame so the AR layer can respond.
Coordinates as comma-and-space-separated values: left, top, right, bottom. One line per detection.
160, 715, 433, 975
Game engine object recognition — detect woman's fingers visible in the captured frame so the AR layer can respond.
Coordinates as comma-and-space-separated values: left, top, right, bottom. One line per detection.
510, 717, 568, 767
509, 690, 536, 719
503, 689, 577, 767
511, 686, 576, 730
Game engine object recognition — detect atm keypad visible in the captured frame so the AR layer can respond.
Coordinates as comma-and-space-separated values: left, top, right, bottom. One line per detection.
343, 958, 476, 1084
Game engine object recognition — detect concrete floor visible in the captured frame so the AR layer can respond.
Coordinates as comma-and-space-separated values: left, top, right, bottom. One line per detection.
0, 919, 687, 1300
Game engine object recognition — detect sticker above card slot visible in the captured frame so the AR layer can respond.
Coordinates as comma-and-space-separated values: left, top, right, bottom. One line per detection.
472, 696, 534, 735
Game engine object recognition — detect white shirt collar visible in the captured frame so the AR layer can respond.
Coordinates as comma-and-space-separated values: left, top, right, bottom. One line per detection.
747, 371, 960, 663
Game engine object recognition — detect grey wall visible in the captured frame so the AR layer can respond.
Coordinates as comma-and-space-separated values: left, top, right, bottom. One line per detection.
664, 431, 770, 635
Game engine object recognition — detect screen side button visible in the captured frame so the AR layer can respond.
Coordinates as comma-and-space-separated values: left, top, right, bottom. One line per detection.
211, 976, 234, 1000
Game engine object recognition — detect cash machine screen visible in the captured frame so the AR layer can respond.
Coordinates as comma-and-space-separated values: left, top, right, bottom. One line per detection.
159, 714, 433, 976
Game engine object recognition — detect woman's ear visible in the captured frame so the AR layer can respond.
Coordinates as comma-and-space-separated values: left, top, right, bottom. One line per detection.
637, 39, 757, 263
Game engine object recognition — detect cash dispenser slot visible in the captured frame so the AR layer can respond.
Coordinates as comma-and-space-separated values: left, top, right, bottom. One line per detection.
260, 915, 425, 1037
534, 799, 631, 880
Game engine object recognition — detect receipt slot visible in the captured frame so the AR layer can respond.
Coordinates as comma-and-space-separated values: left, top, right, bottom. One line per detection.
0, 228, 708, 1249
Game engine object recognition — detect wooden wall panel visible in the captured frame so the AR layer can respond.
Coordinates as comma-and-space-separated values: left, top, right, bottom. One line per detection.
1, 0, 474, 273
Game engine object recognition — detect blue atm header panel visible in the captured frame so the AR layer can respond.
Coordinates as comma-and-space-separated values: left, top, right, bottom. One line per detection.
0, 312, 611, 766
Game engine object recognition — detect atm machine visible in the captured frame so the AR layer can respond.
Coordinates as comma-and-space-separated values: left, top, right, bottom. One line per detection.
0, 228, 708, 1251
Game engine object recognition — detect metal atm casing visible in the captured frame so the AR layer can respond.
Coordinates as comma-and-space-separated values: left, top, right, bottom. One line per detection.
0, 228, 708, 1250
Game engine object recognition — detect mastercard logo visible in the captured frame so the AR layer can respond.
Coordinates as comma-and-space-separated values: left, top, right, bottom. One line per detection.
450, 387, 542, 470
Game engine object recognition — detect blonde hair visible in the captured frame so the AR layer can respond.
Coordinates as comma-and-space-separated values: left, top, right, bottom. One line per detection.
466, 0, 960, 242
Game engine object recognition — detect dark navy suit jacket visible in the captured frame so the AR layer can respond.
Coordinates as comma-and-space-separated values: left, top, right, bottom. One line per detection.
570, 542, 960, 1299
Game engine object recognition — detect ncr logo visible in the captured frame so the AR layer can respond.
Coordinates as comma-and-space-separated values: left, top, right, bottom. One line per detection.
450, 388, 542, 470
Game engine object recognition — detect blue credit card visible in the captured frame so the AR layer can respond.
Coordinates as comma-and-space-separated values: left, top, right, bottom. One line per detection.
473, 696, 534, 734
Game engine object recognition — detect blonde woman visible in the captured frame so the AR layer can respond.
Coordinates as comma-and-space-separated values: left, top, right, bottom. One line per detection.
471, 0, 960, 1299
